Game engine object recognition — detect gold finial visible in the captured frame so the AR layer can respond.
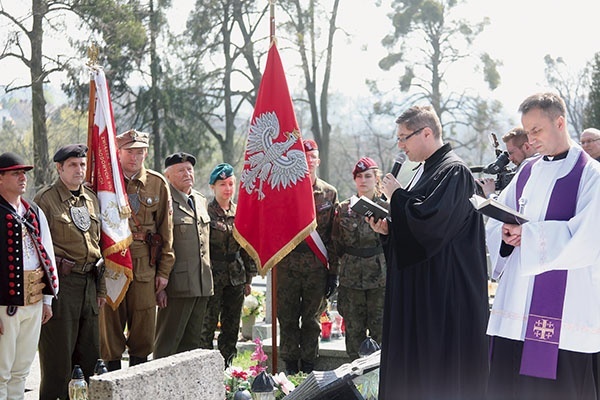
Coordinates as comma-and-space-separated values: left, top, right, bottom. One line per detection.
87, 44, 99, 67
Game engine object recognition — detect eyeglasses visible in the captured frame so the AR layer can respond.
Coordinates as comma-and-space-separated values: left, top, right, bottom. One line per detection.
580, 138, 600, 146
396, 126, 427, 143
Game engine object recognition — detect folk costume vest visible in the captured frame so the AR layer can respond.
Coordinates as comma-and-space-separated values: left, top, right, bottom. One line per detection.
0, 197, 57, 307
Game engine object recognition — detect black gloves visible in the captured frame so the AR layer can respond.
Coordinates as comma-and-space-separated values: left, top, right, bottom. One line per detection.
325, 274, 339, 298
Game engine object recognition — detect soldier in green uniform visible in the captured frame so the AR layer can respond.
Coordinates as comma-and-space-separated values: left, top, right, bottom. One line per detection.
276, 139, 339, 375
199, 163, 256, 366
35, 144, 105, 400
154, 152, 213, 358
99, 130, 175, 370
331, 157, 388, 360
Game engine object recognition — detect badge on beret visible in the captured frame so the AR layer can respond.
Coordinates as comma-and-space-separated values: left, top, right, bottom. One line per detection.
70, 205, 91, 232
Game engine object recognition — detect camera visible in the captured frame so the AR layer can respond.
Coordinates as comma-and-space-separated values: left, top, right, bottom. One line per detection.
470, 133, 516, 192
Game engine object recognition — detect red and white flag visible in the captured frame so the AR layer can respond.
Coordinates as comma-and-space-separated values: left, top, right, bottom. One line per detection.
233, 42, 316, 276
88, 69, 133, 309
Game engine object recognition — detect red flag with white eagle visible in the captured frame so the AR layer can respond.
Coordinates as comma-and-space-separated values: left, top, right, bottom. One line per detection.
233, 42, 317, 276
87, 68, 133, 309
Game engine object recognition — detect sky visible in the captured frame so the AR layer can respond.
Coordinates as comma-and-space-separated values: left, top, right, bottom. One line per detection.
2, 0, 599, 130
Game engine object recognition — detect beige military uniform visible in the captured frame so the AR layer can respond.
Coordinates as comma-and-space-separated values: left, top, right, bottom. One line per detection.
99, 166, 174, 361
35, 179, 104, 399
154, 186, 212, 358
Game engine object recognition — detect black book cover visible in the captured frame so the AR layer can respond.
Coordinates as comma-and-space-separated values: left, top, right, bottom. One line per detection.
350, 195, 388, 221
469, 195, 528, 225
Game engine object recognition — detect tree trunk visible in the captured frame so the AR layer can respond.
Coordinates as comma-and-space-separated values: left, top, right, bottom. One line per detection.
30, 0, 51, 190
150, 0, 162, 171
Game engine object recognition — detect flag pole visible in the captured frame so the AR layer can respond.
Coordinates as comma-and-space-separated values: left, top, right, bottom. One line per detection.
85, 44, 99, 185
268, 0, 279, 374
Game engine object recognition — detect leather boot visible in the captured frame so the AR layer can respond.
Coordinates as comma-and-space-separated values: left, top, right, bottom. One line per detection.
284, 359, 299, 375
129, 355, 148, 367
300, 359, 315, 374
106, 360, 121, 371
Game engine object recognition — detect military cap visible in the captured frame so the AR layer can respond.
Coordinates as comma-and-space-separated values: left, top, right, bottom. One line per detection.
0, 152, 33, 172
53, 144, 88, 162
116, 129, 150, 149
303, 139, 318, 152
209, 163, 234, 185
353, 156, 378, 178
164, 152, 196, 168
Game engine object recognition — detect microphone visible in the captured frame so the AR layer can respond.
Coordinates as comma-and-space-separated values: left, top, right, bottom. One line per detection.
382, 153, 406, 201
390, 152, 407, 178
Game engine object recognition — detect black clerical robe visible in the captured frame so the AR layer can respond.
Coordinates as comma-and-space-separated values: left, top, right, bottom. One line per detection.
378, 143, 489, 400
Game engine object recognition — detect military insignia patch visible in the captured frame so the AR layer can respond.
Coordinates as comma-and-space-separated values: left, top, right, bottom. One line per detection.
70, 205, 91, 232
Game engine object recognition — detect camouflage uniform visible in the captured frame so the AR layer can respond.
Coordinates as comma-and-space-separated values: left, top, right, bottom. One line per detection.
99, 166, 175, 363
331, 195, 388, 360
199, 199, 256, 365
276, 178, 338, 370
35, 178, 104, 400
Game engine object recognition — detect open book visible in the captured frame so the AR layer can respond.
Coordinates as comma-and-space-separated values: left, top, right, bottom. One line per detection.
350, 195, 389, 221
469, 195, 528, 225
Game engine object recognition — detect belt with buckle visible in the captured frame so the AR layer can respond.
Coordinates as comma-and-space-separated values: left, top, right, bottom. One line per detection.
23, 268, 45, 305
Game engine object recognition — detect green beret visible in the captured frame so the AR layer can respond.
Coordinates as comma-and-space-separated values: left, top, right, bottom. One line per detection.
53, 144, 88, 162
209, 163, 234, 184
164, 152, 196, 168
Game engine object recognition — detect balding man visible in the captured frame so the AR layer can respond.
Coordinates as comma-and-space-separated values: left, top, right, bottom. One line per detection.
580, 127, 600, 161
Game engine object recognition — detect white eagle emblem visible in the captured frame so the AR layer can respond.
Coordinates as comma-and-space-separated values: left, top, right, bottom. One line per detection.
240, 112, 308, 200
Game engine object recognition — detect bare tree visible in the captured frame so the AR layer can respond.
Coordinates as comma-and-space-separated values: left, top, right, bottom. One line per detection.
375, 0, 501, 132
544, 54, 590, 136
0, 0, 72, 188
279, 0, 341, 181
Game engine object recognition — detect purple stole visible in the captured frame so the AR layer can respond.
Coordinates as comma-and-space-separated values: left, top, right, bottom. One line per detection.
516, 151, 588, 379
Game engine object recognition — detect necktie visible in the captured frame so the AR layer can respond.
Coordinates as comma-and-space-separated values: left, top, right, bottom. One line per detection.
187, 196, 195, 211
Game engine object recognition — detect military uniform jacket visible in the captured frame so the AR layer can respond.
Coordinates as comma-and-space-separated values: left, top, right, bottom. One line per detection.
284, 178, 339, 272
207, 199, 256, 287
126, 167, 175, 281
0, 196, 58, 306
34, 179, 105, 295
166, 186, 213, 298
331, 195, 388, 290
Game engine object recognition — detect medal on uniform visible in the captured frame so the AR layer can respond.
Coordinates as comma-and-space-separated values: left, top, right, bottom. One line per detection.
70, 205, 91, 232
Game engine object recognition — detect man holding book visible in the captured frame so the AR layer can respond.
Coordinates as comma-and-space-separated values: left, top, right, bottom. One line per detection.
367, 105, 489, 399
486, 92, 600, 399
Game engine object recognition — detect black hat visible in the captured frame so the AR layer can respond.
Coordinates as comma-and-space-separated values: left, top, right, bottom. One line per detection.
164, 152, 197, 169
53, 144, 88, 162
0, 152, 33, 172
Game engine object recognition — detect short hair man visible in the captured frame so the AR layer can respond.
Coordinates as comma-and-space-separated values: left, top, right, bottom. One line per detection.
368, 105, 489, 399
153, 152, 212, 358
99, 130, 175, 370
477, 127, 538, 198
486, 93, 600, 399
502, 127, 537, 167
0, 152, 58, 400
35, 144, 105, 399
580, 127, 600, 161
277, 139, 339, 375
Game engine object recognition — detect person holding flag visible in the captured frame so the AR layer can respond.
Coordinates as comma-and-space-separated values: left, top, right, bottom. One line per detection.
99, 129, 175, 370
277, 139, 339, 375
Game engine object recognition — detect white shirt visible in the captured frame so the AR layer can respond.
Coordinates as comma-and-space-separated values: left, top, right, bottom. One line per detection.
486, 146, 600, 353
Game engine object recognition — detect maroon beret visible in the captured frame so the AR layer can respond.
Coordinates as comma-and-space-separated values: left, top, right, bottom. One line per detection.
352, 157, 378, 177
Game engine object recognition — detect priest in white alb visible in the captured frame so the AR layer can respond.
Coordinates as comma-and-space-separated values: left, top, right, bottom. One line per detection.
486, 92, 600, 400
